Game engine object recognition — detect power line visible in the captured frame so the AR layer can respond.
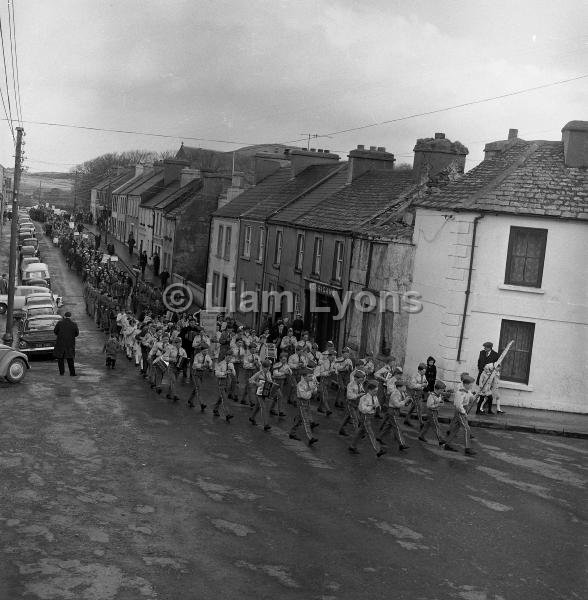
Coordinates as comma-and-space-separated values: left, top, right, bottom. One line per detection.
7, 0, 22, 125
306, 74, 588, 140
0, 12, 14, 138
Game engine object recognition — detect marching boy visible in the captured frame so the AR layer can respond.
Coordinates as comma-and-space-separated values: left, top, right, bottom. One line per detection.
404, 362, 427, 427
269, 353, 291, 417
212, 349, 235, 423
348, 380, 386, 457
378, 378, 410, 452
444, 374, 477, 456
418, 379, 447, 445
289, 368, 319, 446
248, 360, 274, 431
240, 343, 261, 406
188, 344, 213, 411
102, 333, 121, 369
339, 369, 365, 437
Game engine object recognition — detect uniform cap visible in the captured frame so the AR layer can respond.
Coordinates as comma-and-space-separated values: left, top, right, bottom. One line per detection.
482, 342, 493, 348
433, 380, 446, 390
462, 375, 475, 384
354, 369, 366, 379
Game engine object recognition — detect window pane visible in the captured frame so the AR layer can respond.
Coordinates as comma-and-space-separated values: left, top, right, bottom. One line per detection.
523, 257, 539, 285
499, 319, 534, 384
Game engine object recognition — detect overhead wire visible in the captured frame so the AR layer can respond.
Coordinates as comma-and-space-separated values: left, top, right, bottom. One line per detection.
0, 10, 14, 140
7, 0, 22, 126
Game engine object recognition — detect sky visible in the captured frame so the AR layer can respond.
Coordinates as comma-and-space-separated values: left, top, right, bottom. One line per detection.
0, 0, 586, 174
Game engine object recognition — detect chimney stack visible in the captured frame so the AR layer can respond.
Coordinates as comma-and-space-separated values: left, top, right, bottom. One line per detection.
254, 151, 290, 184
484, 128, 520, 160
412, 134, 468, 183
288, 148, 340, 177
561, 120, 588, 168
180, 167, 200, 188
347, 145, 395, 183
163, 158, 190, 186
508, 128, 518, 140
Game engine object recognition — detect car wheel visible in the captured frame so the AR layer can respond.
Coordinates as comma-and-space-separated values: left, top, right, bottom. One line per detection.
0, 303, 7, 315
6, 357, 27, 383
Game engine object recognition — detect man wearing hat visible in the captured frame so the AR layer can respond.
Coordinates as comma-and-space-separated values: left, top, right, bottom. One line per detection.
53, 311, 79, 376
476, 341, 499, 414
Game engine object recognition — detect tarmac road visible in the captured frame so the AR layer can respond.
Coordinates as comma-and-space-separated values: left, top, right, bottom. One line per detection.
0, 227, 586, 600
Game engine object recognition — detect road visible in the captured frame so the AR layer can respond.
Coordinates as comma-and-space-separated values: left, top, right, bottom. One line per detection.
0, 227, 586, 600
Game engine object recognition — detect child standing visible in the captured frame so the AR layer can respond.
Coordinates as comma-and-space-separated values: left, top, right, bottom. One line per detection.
424, 356, 437, 392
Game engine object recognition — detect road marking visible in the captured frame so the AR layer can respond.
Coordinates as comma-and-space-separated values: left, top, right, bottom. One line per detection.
468, 495, 513, 512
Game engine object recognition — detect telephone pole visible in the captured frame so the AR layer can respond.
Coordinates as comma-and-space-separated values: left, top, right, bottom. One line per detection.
3, 126, 25, 344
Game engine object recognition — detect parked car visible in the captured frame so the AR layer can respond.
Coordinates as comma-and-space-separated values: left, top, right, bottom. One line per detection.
19, 256, 41, 279
21, 263, 50, 287
0, 343, 29, 383
24, 293, 58, 311
22, 301, 57, 320
18, 314, 62, 356
0, 285, 62, 315
20, 245, 39, 259
22, 237, 39, 250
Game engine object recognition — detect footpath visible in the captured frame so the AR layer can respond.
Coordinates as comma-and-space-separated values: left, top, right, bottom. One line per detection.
23, 223, 588, 441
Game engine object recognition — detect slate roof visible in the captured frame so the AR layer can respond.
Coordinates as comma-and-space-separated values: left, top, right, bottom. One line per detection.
93, 170, 134, 192
243, 163, 343, 221
162, 179, 202, 216
113, 168, 164, 197
130, 169, 165, 199
290, 169, 416, 232
142, 181, 181, 209
414, 139, 588, 220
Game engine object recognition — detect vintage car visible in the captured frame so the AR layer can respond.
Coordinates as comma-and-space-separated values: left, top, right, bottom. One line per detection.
18, 314, 62, 356
19, 256, 41, 279
21, 263, 51, 287
0, 285, 62, 315
0, 343, 29, 383
22, 301, 57, 320
20, 245, 39, 259
24, 293, 58, 310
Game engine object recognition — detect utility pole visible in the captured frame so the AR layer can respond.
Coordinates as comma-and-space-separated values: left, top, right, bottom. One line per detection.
3, 126, 24, 345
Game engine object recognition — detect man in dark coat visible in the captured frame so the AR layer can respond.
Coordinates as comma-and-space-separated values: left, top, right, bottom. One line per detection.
476, 341, 500, 414
292, 313, 304, 340
54, 312, 80, 376
152, 251, 160, 277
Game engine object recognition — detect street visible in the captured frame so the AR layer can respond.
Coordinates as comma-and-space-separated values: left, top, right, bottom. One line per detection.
0, 229, 587, 600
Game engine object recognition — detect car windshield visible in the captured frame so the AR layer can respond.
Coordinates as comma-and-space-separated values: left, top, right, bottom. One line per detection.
25, 317, 60, 331
26, 299, 51, 307
25, 272, 47, 279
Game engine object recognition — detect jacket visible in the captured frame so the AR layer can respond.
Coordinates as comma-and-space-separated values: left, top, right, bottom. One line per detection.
53, 318, 79, 359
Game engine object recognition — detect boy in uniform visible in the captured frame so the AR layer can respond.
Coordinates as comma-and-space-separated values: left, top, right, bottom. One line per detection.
289, 368, 319, 446
102, 333, 121, 369
315, 349, 336, 415
348, 380, 386, 457
188, 344, 213, 411
333, 347, 354, 409
161, 337, 187, 402
444, 374, 477, 456
404, 362, 427, 427
378, 378, 410, 452
287, 342, 308, 404
248, 360, 274, 431
240, 343, 261, 406
269, 353, 291, 417
418, 379, 447, 445
339, 369, 364, 436
212, 350, 235, 423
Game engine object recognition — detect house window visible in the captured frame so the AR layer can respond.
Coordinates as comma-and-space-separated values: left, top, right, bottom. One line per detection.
332, 240, 344, 281
274, 230, 283, 266
216, 224, 224, 258
224, 227, 232, 260
221, 276, 229, 307
212, 272, 220, 305
293, 292, 301, 317
257, 227, 265, 262
295, 233, 305, 271
505, 227, 548, 288
268, 283, 276, 315
312, 236, 323, 276
499, 319, 535, 384
243, 226, 252, 258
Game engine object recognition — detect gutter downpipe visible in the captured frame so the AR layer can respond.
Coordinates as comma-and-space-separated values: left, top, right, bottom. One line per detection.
456, 214, 484, 363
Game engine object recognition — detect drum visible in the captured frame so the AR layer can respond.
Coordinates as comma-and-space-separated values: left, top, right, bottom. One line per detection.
176, 356, 188, 371
153, 357, 168, 375
261, 379, 274, 398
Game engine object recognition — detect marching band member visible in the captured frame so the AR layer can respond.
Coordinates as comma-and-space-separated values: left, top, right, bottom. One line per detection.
149, 333, 170, 394
212, 349, 235, 423
248, 360, 274, 431
161, 337, 187, 402
333, 347, 354, 409
404, 362, 427, 427
287, 342, 308, 404
240, 343, 261, 406
316, 349, 336, 415
378, 378, 410, 452
339, 369, 365, 436
269, 353, 291, 417
188, 344, 213, 411
444, 374, 477, 456
418, 379, 447, 445
348, 380, 386, 457
280, 328, 298, 355
289, 368, 319, 446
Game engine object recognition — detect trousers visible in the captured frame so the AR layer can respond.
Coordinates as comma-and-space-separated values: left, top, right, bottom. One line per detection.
57, 357, 75, 375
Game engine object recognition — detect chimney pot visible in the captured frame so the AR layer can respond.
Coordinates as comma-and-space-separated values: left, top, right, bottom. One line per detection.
508, 128, 518, 140
318, 149, 323, 153
435, 133, 445, 139
357, 144, 365, 150
370, 146, 377, 151
377, 146, 385, 152
310, 148, 316, 152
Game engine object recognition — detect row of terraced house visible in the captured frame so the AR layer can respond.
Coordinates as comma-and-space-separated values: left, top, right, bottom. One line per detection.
89, 121, 588, 414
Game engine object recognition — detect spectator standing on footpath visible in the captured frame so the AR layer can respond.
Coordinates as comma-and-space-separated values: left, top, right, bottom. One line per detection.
95, 234, 101, 250
139, 251, 148, 279
0, 273, 8, 294
152, 251, 160, 277
159, 270, 170, 290
53, 311, 79, 376
128, 235, 135, 257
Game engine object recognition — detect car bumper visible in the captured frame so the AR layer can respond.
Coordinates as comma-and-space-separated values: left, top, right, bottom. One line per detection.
21, 346, 55, 354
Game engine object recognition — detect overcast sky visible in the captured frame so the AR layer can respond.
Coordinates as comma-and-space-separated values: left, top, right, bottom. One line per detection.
1, 0, 586, 174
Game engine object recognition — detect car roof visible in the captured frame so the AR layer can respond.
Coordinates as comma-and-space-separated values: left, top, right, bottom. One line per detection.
23, 263, 49, 271
26, 314, 61, 322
